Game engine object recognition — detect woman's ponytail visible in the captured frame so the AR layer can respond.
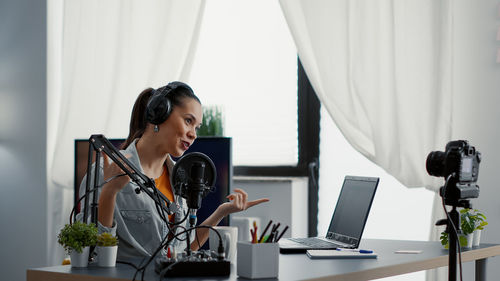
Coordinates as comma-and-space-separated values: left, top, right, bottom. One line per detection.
121, 88, 154, 149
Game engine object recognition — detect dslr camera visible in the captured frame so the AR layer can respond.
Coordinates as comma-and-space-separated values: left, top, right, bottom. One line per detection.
426, 140, 481, 202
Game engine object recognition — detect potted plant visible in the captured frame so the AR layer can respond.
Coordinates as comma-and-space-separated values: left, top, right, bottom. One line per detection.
198, 105, 224, 136
57, 221, 98, 267
439, 209, 475, 249
461, 208, 487, 247
96, 232, 119, 267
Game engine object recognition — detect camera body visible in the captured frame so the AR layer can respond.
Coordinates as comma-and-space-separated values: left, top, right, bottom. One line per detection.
426, 140, 481, 201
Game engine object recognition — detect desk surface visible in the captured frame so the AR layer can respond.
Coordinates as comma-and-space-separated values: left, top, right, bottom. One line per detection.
27, 239, 500, 281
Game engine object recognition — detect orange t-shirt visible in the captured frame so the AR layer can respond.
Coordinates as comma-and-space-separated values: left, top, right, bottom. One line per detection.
154, 166, 175, 222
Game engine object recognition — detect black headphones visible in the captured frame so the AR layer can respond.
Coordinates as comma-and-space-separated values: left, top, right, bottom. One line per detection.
145, 81, 193, 125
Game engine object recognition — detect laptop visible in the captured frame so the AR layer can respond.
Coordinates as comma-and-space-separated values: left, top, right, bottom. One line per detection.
279, 176, 379, 253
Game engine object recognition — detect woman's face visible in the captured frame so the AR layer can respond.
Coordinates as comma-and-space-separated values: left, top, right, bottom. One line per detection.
159, 98, 203, 157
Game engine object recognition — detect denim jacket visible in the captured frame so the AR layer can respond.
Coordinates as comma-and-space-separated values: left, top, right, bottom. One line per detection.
78, 139, 194, 260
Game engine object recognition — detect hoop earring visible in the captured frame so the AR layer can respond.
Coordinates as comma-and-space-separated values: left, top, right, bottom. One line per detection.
154, 125, 159, 132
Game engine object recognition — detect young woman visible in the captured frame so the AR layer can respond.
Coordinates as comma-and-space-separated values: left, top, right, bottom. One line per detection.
80, 81, 268, 259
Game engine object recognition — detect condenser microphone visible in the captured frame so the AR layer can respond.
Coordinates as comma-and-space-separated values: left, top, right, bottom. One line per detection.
171, 152, 216, 226
186, 161, 208, 209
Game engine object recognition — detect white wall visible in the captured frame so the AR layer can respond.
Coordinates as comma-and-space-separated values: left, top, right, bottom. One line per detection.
452, 1, 500, 279
0, 0, 48, 280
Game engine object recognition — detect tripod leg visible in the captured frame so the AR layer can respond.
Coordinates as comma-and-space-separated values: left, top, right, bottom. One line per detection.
448, 208, 459, 281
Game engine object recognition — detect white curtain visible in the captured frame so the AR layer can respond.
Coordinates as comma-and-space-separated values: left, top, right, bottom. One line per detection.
279, 1, 453, 279
47, 0, 205, 265
279, 0, 452, 189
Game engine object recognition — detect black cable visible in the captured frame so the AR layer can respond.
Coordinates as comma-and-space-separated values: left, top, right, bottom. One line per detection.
116, 260, 139, 270
130, 205, 190, 280
70, 186, 98, 225
158, 260, 180, 281
70, 173, 127, 224
169, 226, 189, 242
130, 257, 148, 281
166, 183, 191, 226
136, 225, 190, 279
151, 183, 168, 223
160, 225, 222, 258
130, 206, 189, 280
132, 224, 188, 281
167, 207, 189, 226
165, 225, 222, 250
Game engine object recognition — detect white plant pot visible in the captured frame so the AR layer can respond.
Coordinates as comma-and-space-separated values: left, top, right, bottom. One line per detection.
97, 246, 118, 267
473, 229, 482, 247
70, 247, 90, 268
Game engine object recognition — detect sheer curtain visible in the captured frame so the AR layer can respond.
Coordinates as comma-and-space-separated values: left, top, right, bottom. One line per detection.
279, 0, 453, 189
279, 1, 454, 279
47, 0, 205, 265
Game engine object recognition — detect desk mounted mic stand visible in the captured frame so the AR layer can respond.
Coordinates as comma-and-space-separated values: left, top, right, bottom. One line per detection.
82, 134, 178, 227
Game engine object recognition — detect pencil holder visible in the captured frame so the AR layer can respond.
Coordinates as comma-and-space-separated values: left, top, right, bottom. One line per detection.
237, 241, 279, 279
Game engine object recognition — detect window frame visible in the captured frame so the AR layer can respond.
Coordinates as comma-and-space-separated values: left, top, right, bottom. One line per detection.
234, 59, 320, 236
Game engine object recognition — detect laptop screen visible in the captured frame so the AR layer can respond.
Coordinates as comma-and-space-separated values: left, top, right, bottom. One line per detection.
326, 176, 379, 247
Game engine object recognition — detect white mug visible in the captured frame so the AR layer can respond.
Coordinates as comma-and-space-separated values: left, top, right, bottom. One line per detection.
209, 226, 238, 263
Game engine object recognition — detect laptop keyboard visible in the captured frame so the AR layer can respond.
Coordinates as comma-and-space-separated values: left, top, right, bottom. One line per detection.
288, 237, 340, 248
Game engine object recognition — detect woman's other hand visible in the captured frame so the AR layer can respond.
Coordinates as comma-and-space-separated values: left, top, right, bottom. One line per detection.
102, 153, 131, 193
218, 188, 269, 216
98, 153, 132, 227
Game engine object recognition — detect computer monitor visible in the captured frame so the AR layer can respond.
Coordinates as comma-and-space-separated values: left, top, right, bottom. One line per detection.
74, 137, 232, 228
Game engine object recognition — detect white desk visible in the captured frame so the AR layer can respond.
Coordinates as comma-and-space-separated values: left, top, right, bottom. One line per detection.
27, 239, 500, 281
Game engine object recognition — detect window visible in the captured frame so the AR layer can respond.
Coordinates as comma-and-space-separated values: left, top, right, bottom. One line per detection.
189, 0, 321, 236
188, 0, 298, 166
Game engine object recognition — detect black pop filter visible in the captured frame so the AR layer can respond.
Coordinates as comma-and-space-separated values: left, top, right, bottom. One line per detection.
171, 152, 216, 210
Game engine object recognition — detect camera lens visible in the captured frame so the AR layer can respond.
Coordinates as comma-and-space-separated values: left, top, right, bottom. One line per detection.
426, 151, 446, 177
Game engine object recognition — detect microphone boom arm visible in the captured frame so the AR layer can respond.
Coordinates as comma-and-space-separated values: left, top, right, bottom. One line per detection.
83, 134, 178, 226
